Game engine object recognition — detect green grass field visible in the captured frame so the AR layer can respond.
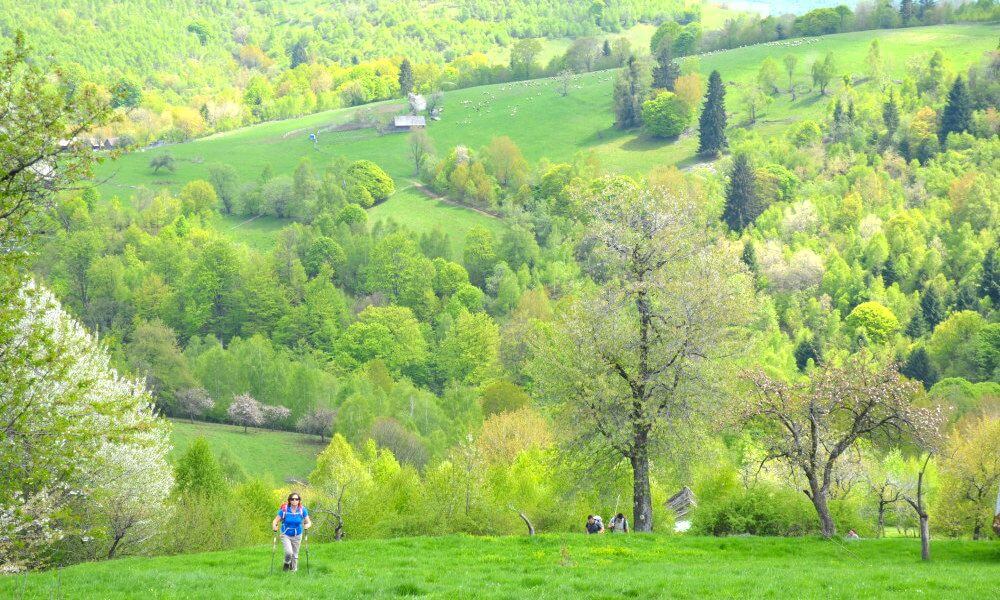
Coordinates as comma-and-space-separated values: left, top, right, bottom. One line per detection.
5, 535, 999, 598
94, 24, 996, 253
169, 420, 323, 485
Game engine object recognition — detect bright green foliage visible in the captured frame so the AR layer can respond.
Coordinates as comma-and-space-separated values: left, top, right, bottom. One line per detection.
642, 92, 690, 138
926, 311, 987, 381
811, 52, 836, 95
338, 305, 428, 374
846, 302, 900, 345
478, 380, 531, 416
346, 160, 395, 207
437, 310, 501, 387
178, 180, 218, 215
174, 438, 226, 497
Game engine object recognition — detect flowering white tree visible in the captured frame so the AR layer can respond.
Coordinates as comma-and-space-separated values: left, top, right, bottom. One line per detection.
177, 388, 214, 423
0, 283, 172, 571
263, 404, 292, 427
228, 393, 264, 432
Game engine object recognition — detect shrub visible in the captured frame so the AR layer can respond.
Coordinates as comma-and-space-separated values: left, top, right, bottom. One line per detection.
346, 160, 395, 207
642, 92, 691, 138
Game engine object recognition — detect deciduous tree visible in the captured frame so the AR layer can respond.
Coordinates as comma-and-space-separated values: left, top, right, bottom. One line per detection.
530, 177, 753, 532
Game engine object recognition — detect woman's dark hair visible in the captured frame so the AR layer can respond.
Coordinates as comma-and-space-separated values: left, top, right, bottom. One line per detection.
287, 491, 302, 505
616, 513, 624, 519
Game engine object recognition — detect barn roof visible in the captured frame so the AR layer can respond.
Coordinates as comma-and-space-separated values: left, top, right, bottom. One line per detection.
393, 115, 426, 128
665, 486, 697, 517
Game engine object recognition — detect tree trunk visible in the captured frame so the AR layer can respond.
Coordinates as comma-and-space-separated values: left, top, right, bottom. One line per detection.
807, 480, 836, 538
630, 442, 653, 532
973, 521, 982, 541
877, 505, 885, 539
919, 514, 930, 561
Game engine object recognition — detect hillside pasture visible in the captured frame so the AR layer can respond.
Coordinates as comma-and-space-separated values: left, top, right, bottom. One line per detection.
170, 420, 323, 485
93, 24, 996, 251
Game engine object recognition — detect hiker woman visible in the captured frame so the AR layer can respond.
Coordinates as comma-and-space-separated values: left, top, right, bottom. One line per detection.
272, 492, 311, 572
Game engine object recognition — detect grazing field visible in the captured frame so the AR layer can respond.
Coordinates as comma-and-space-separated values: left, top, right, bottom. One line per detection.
5, 535, 999, 599
169, 420, 323, 485
94, 24, 996, 251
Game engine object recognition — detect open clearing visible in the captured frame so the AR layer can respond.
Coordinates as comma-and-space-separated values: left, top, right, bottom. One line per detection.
169, 420, 322, 485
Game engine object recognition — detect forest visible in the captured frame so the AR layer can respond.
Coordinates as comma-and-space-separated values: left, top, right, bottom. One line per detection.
1, 0, 999, 585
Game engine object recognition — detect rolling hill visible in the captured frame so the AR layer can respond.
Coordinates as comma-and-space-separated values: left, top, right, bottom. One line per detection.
93, 24, 997, 252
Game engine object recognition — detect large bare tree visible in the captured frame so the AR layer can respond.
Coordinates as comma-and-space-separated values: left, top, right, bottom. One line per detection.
743, 357, 944, 538
529, 176, 753, 531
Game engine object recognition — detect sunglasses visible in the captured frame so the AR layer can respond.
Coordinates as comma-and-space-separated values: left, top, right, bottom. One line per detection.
290, 498, 300, 501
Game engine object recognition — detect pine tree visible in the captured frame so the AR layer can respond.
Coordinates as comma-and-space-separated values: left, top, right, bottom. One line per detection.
918, 0, 936, 21
398, 58, 415, 97
652, 42, 679, 90
741, 240, 758, 274
901, 347, 937, 390
981, 245, 1000, 305
920, 286, 946, 330
602, 39, 612, 57
613, 57, 648, 129
905, 312, 927, 338
794, 337, 822, 371
938, 76, 971, 143
900, 0, 915, 25
698, 70, 727, 157
722, 154, 762, 232
882, 89, 899, 134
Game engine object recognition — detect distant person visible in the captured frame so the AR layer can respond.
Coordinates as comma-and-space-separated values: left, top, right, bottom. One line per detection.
845, 529, 860, 540
272, 492, 311, 571
309, 132, 318, 148
585, 515, 604, 534
609, 513, 629, 533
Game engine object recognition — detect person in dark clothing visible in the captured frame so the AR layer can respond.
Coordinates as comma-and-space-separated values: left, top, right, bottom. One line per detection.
585, 514, 604, 534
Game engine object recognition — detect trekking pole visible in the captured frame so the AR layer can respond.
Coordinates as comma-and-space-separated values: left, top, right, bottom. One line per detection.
304, 532, 310, 575
269, 530, 278, 575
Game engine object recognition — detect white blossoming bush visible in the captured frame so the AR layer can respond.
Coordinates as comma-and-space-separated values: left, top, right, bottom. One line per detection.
0, 283, 172, 571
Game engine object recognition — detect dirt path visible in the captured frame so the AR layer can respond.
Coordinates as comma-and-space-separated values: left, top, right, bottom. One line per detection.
405, 180, 500, 219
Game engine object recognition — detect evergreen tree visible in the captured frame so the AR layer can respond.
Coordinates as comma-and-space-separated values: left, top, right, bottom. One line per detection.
917, 0, 936, 21
698, 70, 727, 157
722, 154, 762, 232
398, 58, 415, 97
882, 89, 900, 135
905, 312, 927, 338
938, 76, 971, 143
900, 0, 915, 25
613, 57, 649, 130
794, 337, 822, 371
981, 246, 1000, 305
901, 347, 938, 390
920, 286, 946, 330
602, 39, 611, 57
741, 240, 758, 274
652, 42, 680, 90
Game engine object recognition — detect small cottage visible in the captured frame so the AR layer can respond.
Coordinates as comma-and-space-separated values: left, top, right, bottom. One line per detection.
666, 486, 697, 532
392, 115, 426, 131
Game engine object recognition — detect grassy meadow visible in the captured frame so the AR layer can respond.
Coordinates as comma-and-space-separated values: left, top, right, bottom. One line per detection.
169, 420, 323, 485
6, 535, 999, 598
94, 24, 995, 252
